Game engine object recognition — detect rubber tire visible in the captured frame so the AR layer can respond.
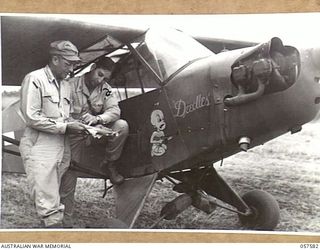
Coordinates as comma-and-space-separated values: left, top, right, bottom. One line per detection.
239, 190, 280, 230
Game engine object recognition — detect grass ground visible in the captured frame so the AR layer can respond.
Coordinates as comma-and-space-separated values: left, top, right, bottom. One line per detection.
1, 122, 319, 232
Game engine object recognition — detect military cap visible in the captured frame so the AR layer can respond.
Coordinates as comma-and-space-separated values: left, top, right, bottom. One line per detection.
49, 40, 81, 61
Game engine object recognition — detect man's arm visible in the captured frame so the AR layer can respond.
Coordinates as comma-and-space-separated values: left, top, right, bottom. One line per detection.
98, 91, 121, 124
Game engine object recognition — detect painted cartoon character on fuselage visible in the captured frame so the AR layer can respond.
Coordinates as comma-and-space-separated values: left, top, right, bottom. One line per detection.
150, 110, 168, 157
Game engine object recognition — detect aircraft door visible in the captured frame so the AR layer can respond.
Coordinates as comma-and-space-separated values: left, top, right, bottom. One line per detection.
165, 59, 217, 158
117, 88, 189, 177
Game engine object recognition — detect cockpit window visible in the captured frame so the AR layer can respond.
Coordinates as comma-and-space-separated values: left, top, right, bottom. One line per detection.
83, 28, 214, 102
135, 28, 213, 81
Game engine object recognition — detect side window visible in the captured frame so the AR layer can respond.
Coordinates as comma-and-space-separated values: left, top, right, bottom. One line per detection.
110, 51, 159, 101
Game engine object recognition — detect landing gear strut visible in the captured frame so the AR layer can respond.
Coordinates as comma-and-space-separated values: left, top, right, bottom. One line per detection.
157, 165, 280, 230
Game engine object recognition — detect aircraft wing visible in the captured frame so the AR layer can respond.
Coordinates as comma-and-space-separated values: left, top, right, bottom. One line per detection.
1, 16, 145, 86
2, 16, 257, 86
194, 36, 257, 53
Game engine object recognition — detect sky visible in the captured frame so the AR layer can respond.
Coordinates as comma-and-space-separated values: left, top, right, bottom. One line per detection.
24, 12, 320, 48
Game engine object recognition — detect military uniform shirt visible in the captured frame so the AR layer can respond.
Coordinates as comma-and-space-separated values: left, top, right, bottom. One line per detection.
20, 65, 71, 134
69, 74, 120, 124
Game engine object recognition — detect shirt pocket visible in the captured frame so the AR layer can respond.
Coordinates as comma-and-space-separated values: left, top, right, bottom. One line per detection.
42, 92, 61, 118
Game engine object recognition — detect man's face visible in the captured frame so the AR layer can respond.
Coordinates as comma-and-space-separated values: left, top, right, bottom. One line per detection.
89, 68, 112, 88
55, 56, 76, 80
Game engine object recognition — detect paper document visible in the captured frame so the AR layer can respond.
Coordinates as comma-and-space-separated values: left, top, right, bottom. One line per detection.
84, 125, 119, 139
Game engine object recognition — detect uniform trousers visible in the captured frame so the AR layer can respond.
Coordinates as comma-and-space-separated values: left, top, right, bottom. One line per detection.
19, 127, 70, 227
60, 119, 129, 227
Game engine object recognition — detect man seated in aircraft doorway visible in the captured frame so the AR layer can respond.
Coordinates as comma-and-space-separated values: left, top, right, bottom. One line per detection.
60, 57, 129, 227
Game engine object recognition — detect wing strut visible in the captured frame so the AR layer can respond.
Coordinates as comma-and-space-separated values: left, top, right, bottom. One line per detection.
113, 173, 157, 228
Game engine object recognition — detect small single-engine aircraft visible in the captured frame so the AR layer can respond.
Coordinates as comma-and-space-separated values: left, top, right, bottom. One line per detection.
2, 15, 320, 230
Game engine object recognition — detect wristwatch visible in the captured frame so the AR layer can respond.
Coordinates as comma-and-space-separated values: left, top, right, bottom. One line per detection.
96, 115, 103, 124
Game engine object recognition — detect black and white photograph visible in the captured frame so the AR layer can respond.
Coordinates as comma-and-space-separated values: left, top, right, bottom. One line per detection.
1, 13, 320, 233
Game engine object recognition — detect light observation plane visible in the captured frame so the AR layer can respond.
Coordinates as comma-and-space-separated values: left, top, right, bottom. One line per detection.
2, 15, 320, 229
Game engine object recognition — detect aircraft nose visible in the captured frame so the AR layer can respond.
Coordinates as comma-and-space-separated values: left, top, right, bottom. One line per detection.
298, 45, 320, 122
310, 46, 320, 106
310, 46, 320, 120
310, 46, 320, 70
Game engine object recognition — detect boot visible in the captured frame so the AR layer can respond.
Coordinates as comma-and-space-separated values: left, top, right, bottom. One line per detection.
101, 161, 124, 185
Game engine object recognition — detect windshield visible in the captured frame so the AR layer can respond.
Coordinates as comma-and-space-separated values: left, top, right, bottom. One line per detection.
135, 27, 213, 82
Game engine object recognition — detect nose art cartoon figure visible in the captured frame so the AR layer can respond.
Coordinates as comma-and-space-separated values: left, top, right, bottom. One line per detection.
150, 110, 169, 157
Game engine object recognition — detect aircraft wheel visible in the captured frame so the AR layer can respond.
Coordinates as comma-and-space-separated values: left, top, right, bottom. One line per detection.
238, 190, 280, 230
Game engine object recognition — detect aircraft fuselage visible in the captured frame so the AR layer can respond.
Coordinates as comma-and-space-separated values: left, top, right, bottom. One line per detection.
117, 41, 320, 176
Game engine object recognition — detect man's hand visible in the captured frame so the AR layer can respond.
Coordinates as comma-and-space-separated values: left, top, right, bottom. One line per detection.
81, 113, 98, 126
66, 122, 87, 134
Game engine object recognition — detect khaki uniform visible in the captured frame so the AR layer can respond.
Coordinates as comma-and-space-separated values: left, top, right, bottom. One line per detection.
19, 65, 71, 227
60, 74, 129, 226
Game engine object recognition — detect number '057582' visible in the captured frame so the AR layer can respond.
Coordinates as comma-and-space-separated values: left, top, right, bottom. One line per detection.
300, 244, 319, 249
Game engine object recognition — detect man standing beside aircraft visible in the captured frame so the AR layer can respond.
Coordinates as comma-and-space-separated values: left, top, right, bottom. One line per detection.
19, 40, 86, 228
60, 56, 129, 227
